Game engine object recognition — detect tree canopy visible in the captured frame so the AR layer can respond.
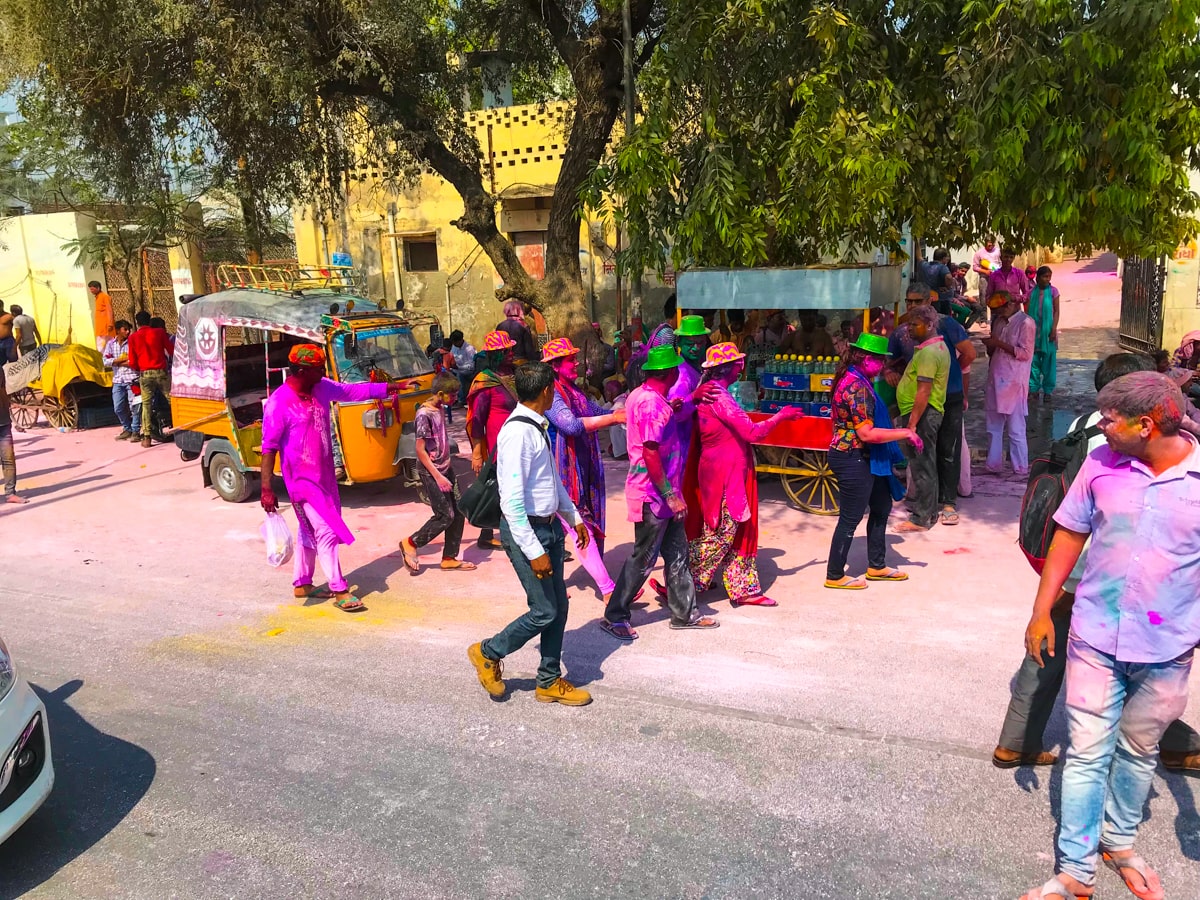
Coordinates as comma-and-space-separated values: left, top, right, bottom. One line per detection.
592, 0, 1200, 275
0, 0, 665, 333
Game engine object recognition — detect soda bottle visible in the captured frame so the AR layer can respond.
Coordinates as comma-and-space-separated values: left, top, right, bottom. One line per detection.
805, 355, 815, 375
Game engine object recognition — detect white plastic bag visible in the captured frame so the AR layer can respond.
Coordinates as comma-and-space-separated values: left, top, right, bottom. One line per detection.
260, 512, 294, 568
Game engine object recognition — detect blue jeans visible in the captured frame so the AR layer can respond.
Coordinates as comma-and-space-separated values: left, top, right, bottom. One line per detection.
482, 517, 568, 688
0, 424, 15, 495
1058, 635, 1193, 885
112, 382, 141, 434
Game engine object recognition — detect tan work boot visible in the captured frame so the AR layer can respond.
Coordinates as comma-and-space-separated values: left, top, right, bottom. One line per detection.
535, 678, 592, 706
141, 436, 153, 448
1161, 750, 1200, 772
467, 642, 506, 697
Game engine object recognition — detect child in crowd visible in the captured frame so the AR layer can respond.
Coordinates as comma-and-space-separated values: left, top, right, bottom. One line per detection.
399, 374, 475, 575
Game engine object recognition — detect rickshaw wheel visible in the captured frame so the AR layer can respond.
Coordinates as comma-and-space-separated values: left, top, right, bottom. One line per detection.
209, 452, 256, 503
9, 389, 39, 430
44, 387, 79, 430
780, 448, 839, 515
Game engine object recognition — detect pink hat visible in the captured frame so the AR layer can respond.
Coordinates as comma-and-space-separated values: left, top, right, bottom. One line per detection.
483, 330, 517, 351
701, 341, 746, 369
541, 337, 581, 362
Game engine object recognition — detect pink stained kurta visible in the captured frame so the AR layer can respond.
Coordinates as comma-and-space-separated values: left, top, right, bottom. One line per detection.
694, 385, 779, 531
984, 311, 1036, 416
260, 377, 388, 546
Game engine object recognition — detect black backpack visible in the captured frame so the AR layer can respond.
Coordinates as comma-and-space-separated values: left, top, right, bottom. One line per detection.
1018, 415, 1102, 573
458, 415, 549, 530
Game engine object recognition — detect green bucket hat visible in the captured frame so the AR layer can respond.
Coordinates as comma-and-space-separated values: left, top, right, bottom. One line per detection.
675, 314, 709, 338
642, 346, 683, 371
850, 332, 891, 356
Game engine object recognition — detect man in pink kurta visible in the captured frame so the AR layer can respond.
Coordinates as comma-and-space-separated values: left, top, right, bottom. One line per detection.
982, 292, 1036, 474
260, 343, 402, 610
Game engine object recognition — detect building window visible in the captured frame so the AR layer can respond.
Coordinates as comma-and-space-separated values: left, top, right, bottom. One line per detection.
403, 237, 439, 272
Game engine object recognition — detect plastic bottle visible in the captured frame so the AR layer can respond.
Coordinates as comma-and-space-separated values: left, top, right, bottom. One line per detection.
805, 355, 815, 375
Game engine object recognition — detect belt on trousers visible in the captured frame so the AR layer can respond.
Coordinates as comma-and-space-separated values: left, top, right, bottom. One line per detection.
525, 514, 554, 525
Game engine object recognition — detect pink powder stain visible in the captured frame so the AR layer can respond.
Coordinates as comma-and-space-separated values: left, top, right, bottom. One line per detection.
1148, 611, 1164, 626
1083, 836, 1090, 843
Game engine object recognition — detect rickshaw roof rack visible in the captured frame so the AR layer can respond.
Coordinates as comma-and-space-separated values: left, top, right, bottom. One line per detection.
216, 263, 365, 294
676, 264, 903, 311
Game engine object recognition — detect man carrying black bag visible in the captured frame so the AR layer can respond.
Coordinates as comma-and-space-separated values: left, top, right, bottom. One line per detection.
467, 362, 594, 706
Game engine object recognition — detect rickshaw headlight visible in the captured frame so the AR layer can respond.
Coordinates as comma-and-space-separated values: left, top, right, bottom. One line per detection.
0, 636, 15, 703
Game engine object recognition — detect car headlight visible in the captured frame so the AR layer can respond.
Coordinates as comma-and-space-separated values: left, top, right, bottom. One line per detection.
0, 636, 14, 703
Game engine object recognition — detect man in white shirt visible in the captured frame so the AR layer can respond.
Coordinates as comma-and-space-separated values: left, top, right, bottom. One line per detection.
468, 362, 593, 706
448, 330, 476, 404
971, 238, 1002, 306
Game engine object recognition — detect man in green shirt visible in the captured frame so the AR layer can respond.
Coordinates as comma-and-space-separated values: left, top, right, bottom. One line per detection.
895, 304, 950, 532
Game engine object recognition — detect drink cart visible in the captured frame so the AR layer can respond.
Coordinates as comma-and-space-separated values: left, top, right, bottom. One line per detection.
676, 264, 902, 514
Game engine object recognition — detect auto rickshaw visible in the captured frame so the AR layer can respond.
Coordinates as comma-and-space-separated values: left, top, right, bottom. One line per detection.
170, 268, 436, 502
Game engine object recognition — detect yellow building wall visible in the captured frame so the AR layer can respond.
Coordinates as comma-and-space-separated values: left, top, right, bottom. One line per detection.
0, 211, 106, 347
1159, 171, 1200, 354
294, 101, 673, 349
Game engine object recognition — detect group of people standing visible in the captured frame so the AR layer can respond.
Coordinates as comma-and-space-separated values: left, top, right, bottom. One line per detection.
102, 311, 174, 446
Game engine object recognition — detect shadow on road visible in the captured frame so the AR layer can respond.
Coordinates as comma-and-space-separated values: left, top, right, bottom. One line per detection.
0, 679, 156, 896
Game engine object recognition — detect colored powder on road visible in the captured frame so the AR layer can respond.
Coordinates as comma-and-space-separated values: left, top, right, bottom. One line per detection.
1147, 611, 1164, 626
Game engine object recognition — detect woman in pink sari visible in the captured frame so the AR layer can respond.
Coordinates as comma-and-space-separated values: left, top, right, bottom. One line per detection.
685, 342, 804, 607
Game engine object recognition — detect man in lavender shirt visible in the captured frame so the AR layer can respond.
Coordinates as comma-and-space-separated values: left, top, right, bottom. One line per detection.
1020, 371, 1200, 900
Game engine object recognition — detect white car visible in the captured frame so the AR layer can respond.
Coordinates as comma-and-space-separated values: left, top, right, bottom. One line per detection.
0, 634, 53, 844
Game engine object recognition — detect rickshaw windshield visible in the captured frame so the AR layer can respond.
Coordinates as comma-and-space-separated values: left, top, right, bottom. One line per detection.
333, 327, 432, 383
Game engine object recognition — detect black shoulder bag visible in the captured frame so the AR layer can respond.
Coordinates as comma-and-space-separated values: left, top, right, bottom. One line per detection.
459, 415, 549, 530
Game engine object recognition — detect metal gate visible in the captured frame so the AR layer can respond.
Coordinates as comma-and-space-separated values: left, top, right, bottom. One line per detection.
1119, 255, 1166, 353
104, 248, 179, 332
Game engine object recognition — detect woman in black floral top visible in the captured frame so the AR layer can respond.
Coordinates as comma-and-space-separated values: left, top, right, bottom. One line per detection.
825, 333, 921, 590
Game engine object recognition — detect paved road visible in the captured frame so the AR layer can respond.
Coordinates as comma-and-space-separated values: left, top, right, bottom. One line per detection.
0, 416, 1196, 900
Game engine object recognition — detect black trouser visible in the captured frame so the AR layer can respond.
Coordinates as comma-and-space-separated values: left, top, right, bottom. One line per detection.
997, 595, 1200, 756
481, 517, 568, 688
826, 448, 892, 580
937, 392, 964, 508
410, 468, 464, 559
900, 408, 943, 528
605, 503, 697, 626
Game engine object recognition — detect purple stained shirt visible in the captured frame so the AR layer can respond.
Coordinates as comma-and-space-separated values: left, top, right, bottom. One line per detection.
667, 360, 703, 452
1054, 433, 1200, 663
624, 384, 683, 522
261, 377, 387, 545
414, 404, 451, 472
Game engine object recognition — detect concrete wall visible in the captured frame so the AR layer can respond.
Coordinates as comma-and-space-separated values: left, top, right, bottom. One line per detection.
0, 211, 106, 347
293, 101, 673, 349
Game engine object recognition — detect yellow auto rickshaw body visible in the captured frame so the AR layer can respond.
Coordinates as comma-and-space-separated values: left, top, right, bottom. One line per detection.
170, 270, 437, 501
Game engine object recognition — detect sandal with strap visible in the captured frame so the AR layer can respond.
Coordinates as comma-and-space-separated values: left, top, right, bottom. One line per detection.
669, 614, 720, 630
1100, 849, 1163, 900
1018, 876, 1092, 899
731, 595, 778, 607
294, 585, 335, 600
866, 568, 908, 582
333, 595, 366, 612
400, 539, 420, 575
600, 619, 638, 641
824, 577, 867, 590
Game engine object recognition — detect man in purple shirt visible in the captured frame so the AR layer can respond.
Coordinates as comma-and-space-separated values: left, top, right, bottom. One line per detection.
666, 314, 710, 453
601, 346, 719, 640
1020, 371, 1200, 900
987, 247, 1031, 311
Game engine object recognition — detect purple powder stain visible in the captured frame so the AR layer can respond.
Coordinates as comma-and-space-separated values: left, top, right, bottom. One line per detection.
1083, 836, 1090, 843
1148, 611, 1164, 626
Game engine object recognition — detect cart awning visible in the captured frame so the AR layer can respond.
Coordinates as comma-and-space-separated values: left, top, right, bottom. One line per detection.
676, 265, 902, 311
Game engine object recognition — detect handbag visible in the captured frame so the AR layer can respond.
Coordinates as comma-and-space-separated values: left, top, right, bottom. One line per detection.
459, 415, 548, 530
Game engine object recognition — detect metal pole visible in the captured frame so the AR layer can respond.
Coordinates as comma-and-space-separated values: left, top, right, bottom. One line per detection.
623, 0, 642, 322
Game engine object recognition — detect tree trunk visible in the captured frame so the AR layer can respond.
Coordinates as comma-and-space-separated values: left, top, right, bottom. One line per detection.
239, 192, 263, 265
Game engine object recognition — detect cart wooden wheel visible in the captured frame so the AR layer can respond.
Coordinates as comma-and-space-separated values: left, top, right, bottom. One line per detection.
43, 386, 79, 430
9, 388, 39, 430
780, 448, 840, 515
